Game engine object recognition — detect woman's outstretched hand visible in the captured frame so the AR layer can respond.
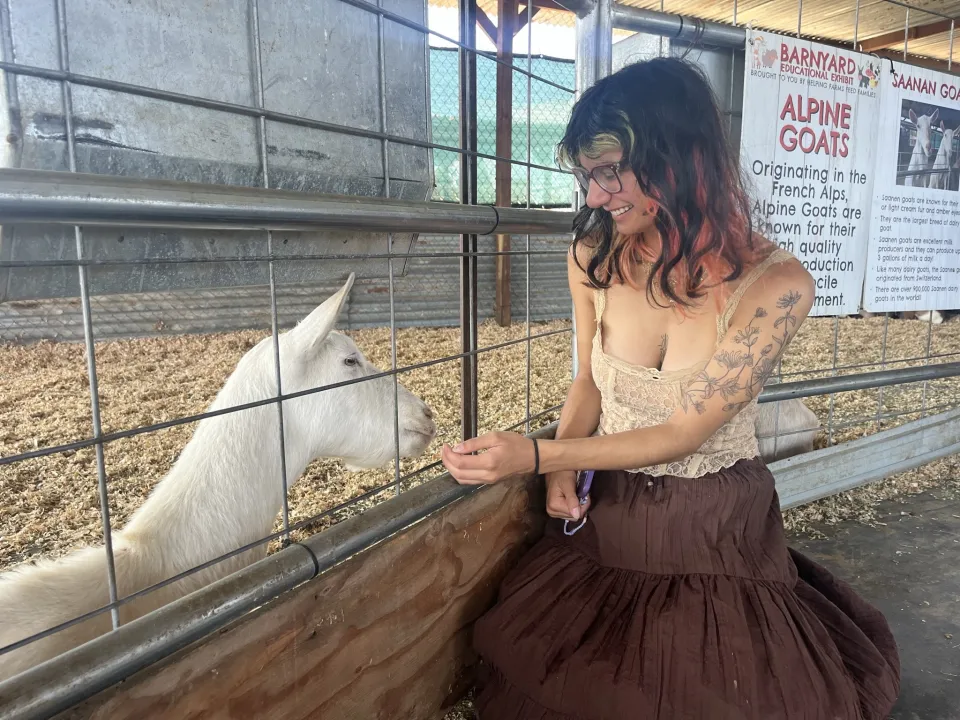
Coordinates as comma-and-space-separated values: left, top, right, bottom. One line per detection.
441, 431, 537, 485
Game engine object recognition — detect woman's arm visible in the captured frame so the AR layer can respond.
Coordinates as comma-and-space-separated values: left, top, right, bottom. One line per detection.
552, 246, 603, 443
441, 260, 816, 483
540, 247, 602, 521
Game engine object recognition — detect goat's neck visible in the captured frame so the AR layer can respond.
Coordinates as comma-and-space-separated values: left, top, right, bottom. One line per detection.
123, 389, 313, 561
910, 137, 928, 166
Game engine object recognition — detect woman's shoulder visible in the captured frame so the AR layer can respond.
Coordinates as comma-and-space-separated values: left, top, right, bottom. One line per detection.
732, 238, 815, 316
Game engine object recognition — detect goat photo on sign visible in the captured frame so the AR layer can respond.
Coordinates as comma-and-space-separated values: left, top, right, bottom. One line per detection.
0, 274, 437, 682
899, 101, 960, 191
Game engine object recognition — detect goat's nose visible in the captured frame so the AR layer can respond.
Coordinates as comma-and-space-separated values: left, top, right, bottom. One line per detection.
423, 405, 434, 420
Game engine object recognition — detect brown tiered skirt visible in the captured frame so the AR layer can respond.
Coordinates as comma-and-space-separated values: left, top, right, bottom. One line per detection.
472, 458, 900, 719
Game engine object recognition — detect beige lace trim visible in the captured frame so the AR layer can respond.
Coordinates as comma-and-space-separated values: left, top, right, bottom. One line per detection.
590, 248, 792, 478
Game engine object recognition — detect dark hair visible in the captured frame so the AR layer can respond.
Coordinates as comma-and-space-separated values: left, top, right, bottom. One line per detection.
558, 56, 756, 308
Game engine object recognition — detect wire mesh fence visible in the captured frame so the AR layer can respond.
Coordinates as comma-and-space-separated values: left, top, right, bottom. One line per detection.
0, 0, 579, 695
1, 0, 960, 712
429, 46, 576, 205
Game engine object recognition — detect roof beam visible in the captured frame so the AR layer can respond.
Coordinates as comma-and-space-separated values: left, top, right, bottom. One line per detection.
860, 17, 959, 52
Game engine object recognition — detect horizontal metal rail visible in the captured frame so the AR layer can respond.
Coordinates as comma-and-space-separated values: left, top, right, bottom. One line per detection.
2, 360, 958, 644
0, 169, 576, 235
0, 327, 574, 467
759, 362, 960, 403
0, 247, 570, 270
561, 0, 957, 54
4, 395, 960, 718
612, 5, 746, 47
0, 61, 568, 176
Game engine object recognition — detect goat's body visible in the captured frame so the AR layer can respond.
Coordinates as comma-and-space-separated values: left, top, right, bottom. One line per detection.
0, 382, 283, 681
906, 143, 929, 187
931, 132, 954, 190
0, 535, 261, 681
906, 110, 937, 187
756, 398, 820, 463
0, 276, 437, 682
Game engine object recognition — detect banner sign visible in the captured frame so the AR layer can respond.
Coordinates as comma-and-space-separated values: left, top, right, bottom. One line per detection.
863, 61, 960, 313
740, 29, 882, 315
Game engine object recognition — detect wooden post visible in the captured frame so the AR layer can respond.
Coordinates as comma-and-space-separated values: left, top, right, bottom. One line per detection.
494, 0, 517, 327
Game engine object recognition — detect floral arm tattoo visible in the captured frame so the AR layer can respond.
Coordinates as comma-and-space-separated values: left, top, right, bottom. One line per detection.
680, 290, 803, 416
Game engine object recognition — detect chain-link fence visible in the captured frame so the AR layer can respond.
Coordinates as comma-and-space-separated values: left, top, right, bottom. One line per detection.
429, 46, 576, 206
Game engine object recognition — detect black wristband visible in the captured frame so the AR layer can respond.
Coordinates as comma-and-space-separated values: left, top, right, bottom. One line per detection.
531, 438, 540, 476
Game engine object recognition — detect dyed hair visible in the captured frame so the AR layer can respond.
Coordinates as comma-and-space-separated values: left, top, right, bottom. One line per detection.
559, 57, 757, 308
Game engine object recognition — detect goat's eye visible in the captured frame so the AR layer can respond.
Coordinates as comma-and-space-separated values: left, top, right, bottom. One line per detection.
343, 355, 359, 367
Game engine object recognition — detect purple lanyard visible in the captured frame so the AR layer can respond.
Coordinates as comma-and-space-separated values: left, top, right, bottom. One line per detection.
563, 469, 594, 536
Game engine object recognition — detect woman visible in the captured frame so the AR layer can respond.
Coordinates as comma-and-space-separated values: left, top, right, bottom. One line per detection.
441, 57, 900, 719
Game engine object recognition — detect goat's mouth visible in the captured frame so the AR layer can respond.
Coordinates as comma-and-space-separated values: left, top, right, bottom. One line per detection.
404, 425, 437, 442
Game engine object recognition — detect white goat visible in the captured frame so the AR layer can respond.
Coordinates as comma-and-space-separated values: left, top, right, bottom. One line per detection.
930, 121, 957, 191
901, 309, 945, 324
0, 273, 436, 682
906, 108, 938, 187
755, 398, 820, 463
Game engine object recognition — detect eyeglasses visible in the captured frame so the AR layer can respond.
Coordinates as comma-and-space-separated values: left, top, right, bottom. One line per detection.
569, 162, 624, 195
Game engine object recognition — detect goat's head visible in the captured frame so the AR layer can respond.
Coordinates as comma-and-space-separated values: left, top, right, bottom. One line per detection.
237, 273, 436, 471
910, 108, 939, 157
941, 122, 957, 158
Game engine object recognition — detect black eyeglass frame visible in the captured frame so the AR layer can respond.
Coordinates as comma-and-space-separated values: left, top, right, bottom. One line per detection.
565, 161, 626, 195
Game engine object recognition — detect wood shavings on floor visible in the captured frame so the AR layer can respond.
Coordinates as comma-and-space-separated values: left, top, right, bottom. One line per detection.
0, 315, 958, 572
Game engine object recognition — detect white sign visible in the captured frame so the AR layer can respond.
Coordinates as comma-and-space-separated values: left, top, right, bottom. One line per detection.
740, 29, 882, 315
864, 62, 960, 313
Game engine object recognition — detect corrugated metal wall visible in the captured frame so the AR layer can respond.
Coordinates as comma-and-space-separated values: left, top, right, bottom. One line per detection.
0, 233, 572, 342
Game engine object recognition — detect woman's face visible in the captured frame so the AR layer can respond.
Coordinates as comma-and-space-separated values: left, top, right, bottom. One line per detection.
577, 151, 657, 236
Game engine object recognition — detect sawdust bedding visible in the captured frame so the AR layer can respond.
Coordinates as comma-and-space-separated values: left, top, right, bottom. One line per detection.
1, 315, 959, 572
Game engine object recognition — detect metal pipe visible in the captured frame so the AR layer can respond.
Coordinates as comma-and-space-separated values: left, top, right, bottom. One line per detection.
854, 0, 861, 46
526, 0, 533, 434
0, 247, 571, 270
950, 20, 955, 70
904, 7, 910, 59
758, 361, 960, 403
374, 0, 402, 497
0, 60, 570, 173
597, 0, 613, 76
459, 0, 480, 443
54, 0, 121, 632
0, 168, 574, 235
250, 0, 292, 543
611, 5, 746, 48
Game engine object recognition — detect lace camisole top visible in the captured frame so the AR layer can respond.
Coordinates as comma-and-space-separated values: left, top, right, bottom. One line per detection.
590, 248, 794, 479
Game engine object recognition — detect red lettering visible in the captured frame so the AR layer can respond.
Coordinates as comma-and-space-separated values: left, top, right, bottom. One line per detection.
780, 94, 797, 122
780, 124, 798, 151
779, 125, 851, 157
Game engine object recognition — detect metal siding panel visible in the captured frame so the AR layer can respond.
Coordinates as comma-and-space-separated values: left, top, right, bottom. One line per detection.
0, 0, 432, 302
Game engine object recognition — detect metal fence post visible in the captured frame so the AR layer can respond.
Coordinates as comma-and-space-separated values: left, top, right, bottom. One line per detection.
459, 0, 480, 441
570, 0, 613, 377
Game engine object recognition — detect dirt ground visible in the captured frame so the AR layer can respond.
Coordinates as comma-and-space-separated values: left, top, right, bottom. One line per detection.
1, 314, 959, 572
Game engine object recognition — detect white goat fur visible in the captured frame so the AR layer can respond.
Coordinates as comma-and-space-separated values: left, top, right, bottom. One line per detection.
930, 122, 957, 191
0, 274, 436, 682
907, 108, 938, 187
755, 398, 820, 463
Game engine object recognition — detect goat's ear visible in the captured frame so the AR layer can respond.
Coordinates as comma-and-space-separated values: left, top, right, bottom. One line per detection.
290, 272, 355, 349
